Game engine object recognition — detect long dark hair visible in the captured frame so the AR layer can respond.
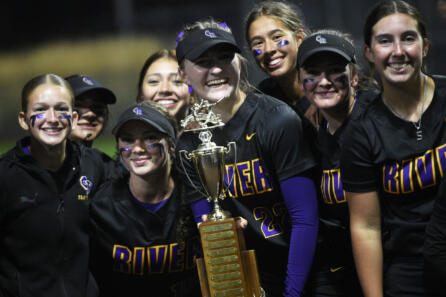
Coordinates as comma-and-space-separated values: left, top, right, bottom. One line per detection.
244, 0, 308, 46
136, 49, 178, 102
363, 1, 428, 88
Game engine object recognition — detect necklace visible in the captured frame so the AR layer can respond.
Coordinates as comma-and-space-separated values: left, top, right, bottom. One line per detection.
383, 75, 428, 141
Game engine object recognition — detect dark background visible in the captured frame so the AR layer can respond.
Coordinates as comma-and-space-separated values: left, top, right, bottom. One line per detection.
0, 0, 444, 147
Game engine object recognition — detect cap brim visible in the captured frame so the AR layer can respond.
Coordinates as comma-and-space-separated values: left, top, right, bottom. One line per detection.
300, 47, 353, 67
76, 88, 116, 104
112, 117, 169, 137
187, 41, 240, 61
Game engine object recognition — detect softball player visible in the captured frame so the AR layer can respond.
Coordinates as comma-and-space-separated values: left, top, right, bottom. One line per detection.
65, 74, 116, 147
297, 30, 373, 297
136, 49, 192, 124
89, 101, 201, 297
0, 74, 111, 297
341, 1, 445, 296
175, 19, 318, 297
244, 0, 320, 137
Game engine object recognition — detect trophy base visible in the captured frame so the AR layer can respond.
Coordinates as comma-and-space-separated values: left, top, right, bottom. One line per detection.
197, 217, 262, 297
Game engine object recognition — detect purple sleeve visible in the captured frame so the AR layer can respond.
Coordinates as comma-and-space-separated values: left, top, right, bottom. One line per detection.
280, 176, 318, 297
190, 198, 213, 224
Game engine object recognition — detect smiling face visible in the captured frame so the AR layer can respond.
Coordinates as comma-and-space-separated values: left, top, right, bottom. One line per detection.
365, 13, 428, 87
71, 96, 107, 142
140, 57, 190, 119
182, 46, 241, 103
19, 83, 77, 149
118, 120, 170, 177
248, 15, 302, 79
299, 52, 357, 111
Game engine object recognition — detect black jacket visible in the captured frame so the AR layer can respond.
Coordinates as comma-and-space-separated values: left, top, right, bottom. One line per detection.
0, 137, 111, 297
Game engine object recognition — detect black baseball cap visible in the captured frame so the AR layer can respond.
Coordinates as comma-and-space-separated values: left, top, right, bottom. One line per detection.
112, 103, 176, 140
176, 27, 241, 64
297, 33, 356, 68
65, 74, 116, 104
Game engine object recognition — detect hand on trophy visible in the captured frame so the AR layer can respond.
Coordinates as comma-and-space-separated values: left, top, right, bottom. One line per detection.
198, 214, 248, 229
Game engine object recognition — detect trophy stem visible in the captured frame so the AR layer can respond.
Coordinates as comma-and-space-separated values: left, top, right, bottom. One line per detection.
208, 198, 231, 221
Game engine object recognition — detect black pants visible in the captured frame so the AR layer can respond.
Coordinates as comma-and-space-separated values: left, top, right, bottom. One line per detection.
304, 264, 363, 297
384, 257, 442, 297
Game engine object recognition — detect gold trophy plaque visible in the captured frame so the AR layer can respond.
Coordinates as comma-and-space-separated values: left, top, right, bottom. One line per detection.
179, 100, 263, 297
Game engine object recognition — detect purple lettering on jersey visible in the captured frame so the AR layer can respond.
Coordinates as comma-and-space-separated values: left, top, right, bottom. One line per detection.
253, 206, 284, 238
133, 247, 145, 275
237, 162, 255, 196
401, 160, 414, 194
436, 144, 446, 178
331, 169, 346, 203
148, 245, 168, 273
225, 164, 237, 198
272, 202, 288, 227
113, 245, 132, 274
169, 242, 185, 272
321, 170, 332, 204
415, 149, 436, 189
321, 169, 346, 204
383, 163, 400, 194
252, 159, 273, 194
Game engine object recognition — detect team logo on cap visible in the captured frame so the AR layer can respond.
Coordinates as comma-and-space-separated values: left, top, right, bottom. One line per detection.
316, 35, 327, 44
79, 176, 93, 194
82, 76, 94, 85
133, 107, 143, 115
205, 30, 217, 38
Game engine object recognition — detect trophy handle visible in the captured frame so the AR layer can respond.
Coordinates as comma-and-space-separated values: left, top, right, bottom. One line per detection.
221, 141, 237, 200
179, 149, 209, 199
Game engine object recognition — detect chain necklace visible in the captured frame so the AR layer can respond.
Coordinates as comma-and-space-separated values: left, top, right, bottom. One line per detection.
383, 75, 428, 141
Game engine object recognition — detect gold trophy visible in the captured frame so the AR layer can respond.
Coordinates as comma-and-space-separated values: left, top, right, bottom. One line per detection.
179, 99, 263, 297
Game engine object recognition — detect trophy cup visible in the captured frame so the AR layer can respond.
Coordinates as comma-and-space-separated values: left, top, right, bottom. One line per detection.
179, 99, 263, 297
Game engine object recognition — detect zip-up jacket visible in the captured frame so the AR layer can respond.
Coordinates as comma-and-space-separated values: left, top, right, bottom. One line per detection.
0, 137, 111, 297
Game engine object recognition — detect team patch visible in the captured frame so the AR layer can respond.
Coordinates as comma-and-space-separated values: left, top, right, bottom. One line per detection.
316, 34, 327, 44
82, 76, 94, 85
79, 176, 93, 194
133, 107, 142, 115
204, 30, 216, 38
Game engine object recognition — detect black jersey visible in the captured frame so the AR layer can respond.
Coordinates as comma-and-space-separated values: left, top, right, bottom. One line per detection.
258, 77, 318, 155
257, 77, 311, 117
316, 121, 351, 267
315, 90, 377, 267
176, 92, 316, 286
341, 75, 446, 258
90, 178, 201, 297
0, 137, 111, 297
424, 169, 446, 287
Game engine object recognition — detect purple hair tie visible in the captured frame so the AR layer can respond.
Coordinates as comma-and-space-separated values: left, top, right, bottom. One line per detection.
219, 22, 228, 28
